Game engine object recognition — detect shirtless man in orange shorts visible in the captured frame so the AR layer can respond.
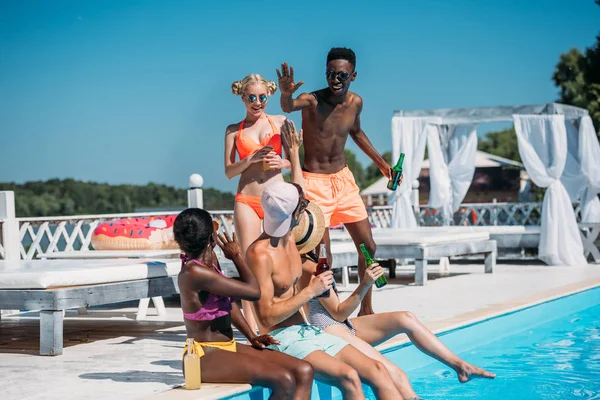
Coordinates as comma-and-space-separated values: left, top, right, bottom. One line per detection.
277, 48, 399, 315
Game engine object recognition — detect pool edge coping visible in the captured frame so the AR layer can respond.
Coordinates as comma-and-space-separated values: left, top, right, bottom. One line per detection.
142, 277, 600, 400
377, 277, 600, 352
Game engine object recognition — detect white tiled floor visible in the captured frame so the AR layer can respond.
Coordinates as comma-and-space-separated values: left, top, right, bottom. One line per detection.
1, 263, 599, 400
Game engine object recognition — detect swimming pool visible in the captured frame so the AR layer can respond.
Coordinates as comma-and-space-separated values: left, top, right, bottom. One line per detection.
223, 286, 600, 399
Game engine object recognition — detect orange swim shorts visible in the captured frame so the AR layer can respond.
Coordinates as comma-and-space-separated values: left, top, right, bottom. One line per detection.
302, 166, 368, 227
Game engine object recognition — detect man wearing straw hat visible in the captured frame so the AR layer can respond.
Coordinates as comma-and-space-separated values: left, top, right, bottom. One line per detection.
282, 121, 495, 398
244, 121, 402, 399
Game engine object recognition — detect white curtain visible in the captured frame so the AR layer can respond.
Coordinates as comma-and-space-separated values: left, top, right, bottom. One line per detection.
389, 117, 433, 228
562, 120, 587, 203
427, 123, 478, 223
578, 117, 600, 222
513, 114, 586, 265
562, 116, 600, 223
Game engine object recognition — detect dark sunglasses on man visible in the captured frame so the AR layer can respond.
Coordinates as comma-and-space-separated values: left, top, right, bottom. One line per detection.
298, 198, 309, 215
326, 70, 351, 82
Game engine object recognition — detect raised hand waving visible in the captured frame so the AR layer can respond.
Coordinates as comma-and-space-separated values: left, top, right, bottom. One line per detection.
276, 62, 304, 95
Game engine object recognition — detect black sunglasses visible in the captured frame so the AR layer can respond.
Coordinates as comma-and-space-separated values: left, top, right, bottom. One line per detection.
297, 198, 309, 214
245, 94, 268, 104
326, 70, 351, 82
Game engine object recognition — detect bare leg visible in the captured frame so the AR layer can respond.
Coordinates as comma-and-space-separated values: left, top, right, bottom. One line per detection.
351, 312, 496, 383
303, 349, 365, 400
195, 345, 297, 399
333, 344, 402, 400
344, 218, 376, 316
325, 325, 419, 400
234, 201, 262, 334
237, 344, 313, 400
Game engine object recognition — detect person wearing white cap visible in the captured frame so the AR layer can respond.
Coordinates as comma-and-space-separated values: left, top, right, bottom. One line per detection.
245, 179, 401, 399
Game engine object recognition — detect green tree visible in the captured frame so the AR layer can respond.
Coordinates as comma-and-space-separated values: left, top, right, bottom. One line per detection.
478, 127, 521, 163
363, 151, 392, 188
344, 149, 365, 188
553, 2, 600, 137
0, 179, 236, 217
283, 147, 372, 189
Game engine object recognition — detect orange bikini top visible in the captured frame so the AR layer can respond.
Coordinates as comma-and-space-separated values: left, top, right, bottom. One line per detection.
236, 115, 282, 160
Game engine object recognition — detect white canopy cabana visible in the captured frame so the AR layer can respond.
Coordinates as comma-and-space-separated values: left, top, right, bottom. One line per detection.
422, 150, 524, 169
361, 150, 524, 201
390, 102, 600, 266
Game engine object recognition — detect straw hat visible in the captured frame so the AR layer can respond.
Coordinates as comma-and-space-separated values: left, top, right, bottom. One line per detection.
292, 201, 326, 254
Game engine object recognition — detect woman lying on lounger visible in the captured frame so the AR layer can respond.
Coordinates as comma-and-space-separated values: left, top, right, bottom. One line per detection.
174, 209, 313, 399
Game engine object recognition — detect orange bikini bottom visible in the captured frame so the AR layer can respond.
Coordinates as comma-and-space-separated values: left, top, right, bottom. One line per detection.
235, 193, 264, 219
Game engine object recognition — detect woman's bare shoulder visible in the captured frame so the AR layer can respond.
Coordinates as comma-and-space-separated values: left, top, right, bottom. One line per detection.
225, 121, 243, 136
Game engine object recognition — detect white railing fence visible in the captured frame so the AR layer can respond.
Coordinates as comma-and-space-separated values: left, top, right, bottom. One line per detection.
1, 201, 583, 260
368, 201, 582, 229
18, 211, 178, 260
1, 176, 584, 260
0, 176, 238, 260
14, 210, 235, 260
9, 201, 576, 260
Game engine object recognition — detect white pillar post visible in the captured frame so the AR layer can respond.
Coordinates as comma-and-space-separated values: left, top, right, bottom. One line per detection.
411, 179, 420, 215
0, 191, 20, 260
187, 174, 204, 209
0, 191, 20, 318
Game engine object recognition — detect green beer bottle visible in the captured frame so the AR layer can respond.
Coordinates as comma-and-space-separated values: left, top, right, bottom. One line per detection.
359, 243, 387, 288
387, 153, 405, 191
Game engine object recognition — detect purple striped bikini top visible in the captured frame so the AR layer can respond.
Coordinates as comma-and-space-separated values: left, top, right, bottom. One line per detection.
180, 254, 232, 321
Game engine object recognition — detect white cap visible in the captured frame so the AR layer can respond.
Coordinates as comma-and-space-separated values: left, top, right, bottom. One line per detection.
261, 181, 299, 237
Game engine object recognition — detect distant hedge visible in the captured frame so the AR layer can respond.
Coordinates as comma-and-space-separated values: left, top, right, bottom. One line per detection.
0, 179, 234, 217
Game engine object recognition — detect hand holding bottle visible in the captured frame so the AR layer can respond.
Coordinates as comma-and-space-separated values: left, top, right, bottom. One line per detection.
364, 263, 385, 288
387, 153, 405, 191
359, 243, 387, 288
308, 270, 334, 298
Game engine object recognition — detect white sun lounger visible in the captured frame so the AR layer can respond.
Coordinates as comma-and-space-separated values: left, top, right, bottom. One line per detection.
328, 229, 496, 286
0, 258, 181, 356
35, 249, 183, 322
36, 249, 181, 260
220, 230, 496, 287
389, 226, 541, 249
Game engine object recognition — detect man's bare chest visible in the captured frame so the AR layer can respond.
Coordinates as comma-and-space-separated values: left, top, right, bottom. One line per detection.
304, 104, 356, 136
272, 258, 302, 298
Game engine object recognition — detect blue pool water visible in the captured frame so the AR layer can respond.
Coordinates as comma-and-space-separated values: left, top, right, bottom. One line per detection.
225, 287, 600, 400
393, 290, 600, 399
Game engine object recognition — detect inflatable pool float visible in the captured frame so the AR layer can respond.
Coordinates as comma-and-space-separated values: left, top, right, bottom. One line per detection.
91, 215, 179, 251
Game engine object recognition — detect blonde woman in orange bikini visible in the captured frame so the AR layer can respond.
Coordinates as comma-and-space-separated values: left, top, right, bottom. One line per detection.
224, 74, 290, 331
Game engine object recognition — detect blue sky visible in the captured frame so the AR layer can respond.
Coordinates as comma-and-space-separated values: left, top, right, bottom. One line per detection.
1, 0, 598, 193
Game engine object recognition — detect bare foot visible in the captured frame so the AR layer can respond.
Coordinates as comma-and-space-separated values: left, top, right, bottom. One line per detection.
456, 362, 496, 383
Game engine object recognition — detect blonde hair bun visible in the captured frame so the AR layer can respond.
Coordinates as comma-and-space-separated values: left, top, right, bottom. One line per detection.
231, 74, 276, 97
231, 81, 243, 96
266, 80, 277, 95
